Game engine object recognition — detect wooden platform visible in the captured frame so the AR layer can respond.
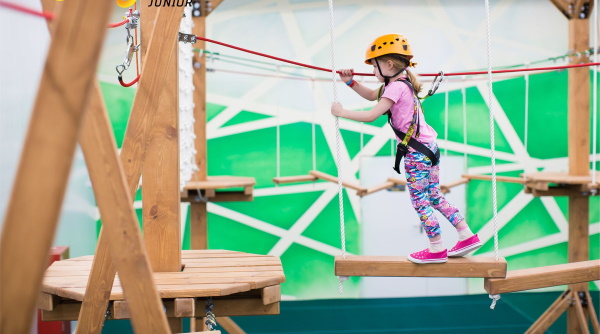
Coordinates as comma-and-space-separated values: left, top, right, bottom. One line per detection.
335, 255, 507, 278
181, 176, 256, 202
522, 171, 600, 196
39, 250, 284, 321
484, 260, 600, 294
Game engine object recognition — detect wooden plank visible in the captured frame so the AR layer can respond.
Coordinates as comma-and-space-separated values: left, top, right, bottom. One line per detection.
208, 192, 253, 202
310, 170, 366, 192
526, 291, 573, 334
191, 202, 209, 249
142, 0, 181, 272
169, 317, 183, 333
261, 285, 281, 305
0, 1, 113, 332
441, 177, 470, 194
335, 256, 507, 278
217, 317, 246, 334
462, 174, 525, 184
37, 292, 59, 311
272, 175, 318, 184
185, 177, 256, 190
196, 298, 280, 317
523, 171, 600, 184
484, 260, 600, 294
175, 298, 196, 318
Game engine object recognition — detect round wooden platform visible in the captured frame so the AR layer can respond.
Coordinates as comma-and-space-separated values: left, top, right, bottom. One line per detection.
42, 250, 284, 301
522, 171, 600, 196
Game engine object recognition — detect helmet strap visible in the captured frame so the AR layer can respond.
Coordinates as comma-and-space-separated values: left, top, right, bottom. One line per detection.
375, 58, 405, 86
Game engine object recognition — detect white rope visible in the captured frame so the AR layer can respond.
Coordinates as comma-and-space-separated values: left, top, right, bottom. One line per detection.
462, 80, 468, 172
485, 0, 501, 309
524, 64, 530, 152
276, 65, 282, 180
327, 0, 348, 293
444, 89, 449, 157
593, 0, 598, 190
311, 77, 317, 172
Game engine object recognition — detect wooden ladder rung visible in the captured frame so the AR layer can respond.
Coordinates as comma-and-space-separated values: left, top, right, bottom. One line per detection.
335, 255, 507, 278
272, 175, 317, 184
462, 174, 526, 184
309, 170, 366, 193
484, 260, 600, 294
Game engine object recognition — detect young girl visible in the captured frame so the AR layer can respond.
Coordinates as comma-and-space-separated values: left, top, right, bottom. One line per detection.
330, 34, 481, 264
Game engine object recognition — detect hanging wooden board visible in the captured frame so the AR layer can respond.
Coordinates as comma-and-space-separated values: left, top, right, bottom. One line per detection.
335, 255, 507, 278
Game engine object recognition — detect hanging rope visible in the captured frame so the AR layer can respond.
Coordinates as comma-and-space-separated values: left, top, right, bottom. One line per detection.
484, 0, 501, 310
311, 76, 318, 172
276, 65, 282, 180
593, 0, 599, 190
444, 88, 449, 157
524, 64, 530, 152
326, 0, 348, 294
462, 80, 468, 172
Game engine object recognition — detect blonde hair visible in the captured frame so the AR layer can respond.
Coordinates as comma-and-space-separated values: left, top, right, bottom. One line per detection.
378, 54, 422, 93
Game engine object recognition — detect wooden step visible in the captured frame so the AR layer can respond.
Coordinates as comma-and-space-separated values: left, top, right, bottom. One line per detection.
484, 260, 600, 294
335, 255, 507, 278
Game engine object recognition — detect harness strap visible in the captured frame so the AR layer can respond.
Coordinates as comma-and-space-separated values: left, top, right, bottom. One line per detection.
383, 79, 440, 173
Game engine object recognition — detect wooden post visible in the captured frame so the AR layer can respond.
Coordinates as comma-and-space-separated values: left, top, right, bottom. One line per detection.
74, 5, 186, 332
79, 81, 171, 333
141, 0, 182, 273
191, 15, 209, 250
567, 14, 592, 334
0, 1, 113, 332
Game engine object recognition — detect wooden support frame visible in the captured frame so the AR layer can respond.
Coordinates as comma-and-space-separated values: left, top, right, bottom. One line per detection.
440, 177, 470, 194
0, 1, 113, 332
484, 260, 600, 294
335, 255, 507, 278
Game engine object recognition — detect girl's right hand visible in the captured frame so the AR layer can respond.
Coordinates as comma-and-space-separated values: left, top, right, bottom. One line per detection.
338, 69, 354, 83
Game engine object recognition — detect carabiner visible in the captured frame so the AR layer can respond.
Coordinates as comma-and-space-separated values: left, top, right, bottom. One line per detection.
427, 71, 444, 97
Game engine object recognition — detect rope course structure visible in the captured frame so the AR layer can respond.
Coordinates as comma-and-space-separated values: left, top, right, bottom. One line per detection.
1, 1, 599, 333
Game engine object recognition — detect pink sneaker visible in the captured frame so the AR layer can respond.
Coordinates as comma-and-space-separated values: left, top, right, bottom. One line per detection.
448, 234, 482, 257
407, 248, 448, 264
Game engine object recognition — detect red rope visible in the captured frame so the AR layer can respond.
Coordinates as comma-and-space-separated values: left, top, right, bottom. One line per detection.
197, 36, 600, 78
0, 1, 54, 20
0, 1, 130, 28
108, 18, 129, 29
118, 75, 140, 87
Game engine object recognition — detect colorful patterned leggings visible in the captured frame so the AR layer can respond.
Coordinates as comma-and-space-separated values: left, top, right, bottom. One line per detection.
404, 142, 465, 238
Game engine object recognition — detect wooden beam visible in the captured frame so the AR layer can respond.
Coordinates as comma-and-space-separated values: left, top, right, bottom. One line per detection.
79, 83, 172, 333
360, 181, 395, 197
440, 177, 470, 194
584, 291, 600, 334
261, 285, 281, 305
272, 175, 318, 184
175, 298, 196, 318
217, 317, 246, 334
0, 1, 113, 332
549, 0, 572, 19
568, 18, 590, 176
196, 298, 280, 317
526, 291, 573, 334
38, 292, 59, 311
484, 260, 600, 294
141, 0, 182, 273
310, 170, 366, 193
462, 174, 526, 184
335, 256, 507, 278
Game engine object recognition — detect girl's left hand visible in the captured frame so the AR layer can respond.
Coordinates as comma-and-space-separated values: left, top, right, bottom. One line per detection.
331, 102, 344, 117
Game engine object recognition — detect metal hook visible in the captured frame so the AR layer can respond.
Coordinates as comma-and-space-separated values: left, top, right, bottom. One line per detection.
427, 71, 444, 97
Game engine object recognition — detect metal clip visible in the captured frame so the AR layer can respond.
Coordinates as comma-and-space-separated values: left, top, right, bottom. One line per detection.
427, 71, 444, 97
178, 32, 197, 44
125, 9, 140, 30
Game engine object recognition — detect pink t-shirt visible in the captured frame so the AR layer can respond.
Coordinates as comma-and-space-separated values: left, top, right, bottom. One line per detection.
380, 80, 437, 145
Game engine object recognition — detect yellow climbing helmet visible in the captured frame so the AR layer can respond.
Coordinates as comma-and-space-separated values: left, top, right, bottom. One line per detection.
364, 34, 413, 65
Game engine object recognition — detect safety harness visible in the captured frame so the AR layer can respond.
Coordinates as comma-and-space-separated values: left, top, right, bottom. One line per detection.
378, 78, 440, 174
